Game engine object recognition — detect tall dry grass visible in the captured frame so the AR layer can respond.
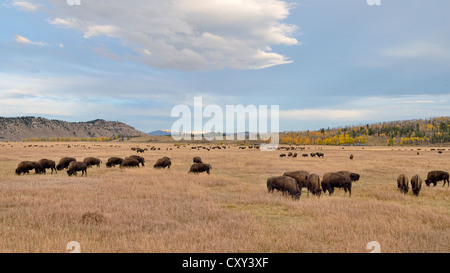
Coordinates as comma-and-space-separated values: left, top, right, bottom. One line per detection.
0, 142, 448, 252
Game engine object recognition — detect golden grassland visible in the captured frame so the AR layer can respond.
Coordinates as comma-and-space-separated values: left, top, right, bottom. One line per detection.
0, 142, 449, 253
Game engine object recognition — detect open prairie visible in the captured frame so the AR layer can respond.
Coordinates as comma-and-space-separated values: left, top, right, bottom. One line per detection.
0, 142, 449, 253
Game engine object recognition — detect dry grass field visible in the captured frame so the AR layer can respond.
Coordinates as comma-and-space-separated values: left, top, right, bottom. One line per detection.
0, 142, 449, 253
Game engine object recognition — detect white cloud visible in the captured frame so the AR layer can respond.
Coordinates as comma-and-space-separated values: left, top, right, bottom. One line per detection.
281, 109, 369, 121
383, 41, 450, 60
15, 34, 49, 46
39, 0, 299, 70
11, 1, 43, 11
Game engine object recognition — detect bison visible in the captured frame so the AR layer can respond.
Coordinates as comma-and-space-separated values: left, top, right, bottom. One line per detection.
397, 174, 409, 194
425, 170, 449, 187
121, 157, 140, 168
306, 173, 321, 196
279, 154, 286, 158
316, 152, 324, 158
106, 157, 123, 168
56, 157, 76, 171
193, 156, 203, 164
38, 159, 57, 174
189, 163, 212, 174
337, 171, 360, 182
83, 157, 102, 168
349, 154, 354, 160
410, 174, 422, 196
15, 161, 44, 175
153, 156, 171, 169
322, 172, 352, 196
267, 176, 301, 200
67, 161, 87, 177
283, 170, 309, 188
129, 155, 145, 167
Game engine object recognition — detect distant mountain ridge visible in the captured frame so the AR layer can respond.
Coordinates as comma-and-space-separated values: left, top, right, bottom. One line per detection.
148, 129, 172, 136
0, 116, 147, 141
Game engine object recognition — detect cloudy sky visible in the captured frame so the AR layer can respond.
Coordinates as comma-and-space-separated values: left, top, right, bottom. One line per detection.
1, 0, 449, 133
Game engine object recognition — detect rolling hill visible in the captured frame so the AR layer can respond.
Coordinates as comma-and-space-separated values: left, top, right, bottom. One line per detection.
0, 116, 148, 142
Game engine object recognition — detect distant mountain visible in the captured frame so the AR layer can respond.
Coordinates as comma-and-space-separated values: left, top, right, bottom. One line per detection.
0, 116, 147, 141
148, 130, 172, 136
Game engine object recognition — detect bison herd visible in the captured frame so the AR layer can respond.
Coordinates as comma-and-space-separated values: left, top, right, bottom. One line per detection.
11, 145, 449, 200
397, 170, 449, 196
268, 170, 360, 200
15, 155, 212, 177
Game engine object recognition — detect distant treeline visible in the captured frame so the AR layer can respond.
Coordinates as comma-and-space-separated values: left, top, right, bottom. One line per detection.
280, 116, 450, 146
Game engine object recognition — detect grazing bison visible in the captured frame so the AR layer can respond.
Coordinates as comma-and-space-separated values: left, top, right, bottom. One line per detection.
56, 157, 76, 171
283, 170, 309, 188
397, 174, 409, 194
279, 154, 286, 158
302, 153, 308, 157
106, 157, 123, 168
15, 161, 44, 175
310, 153, 316, 157
121, 157, 140, 168
193, 156, 203, 164
410, 174, 422, 196
189, 163, 212, 174
337, 171, 360, 182
67, 161, 87, 177
38, 159, 57, 174
129, 155, 145, 167
83, 157, 102, 168
321, 172, 352, 196
306, 173, 321, 196
316, 152, 324, 158
425, 170, 449, 187
267, 176, 301, 200
153, 156, 171, 169
349, 154, 354, 160
292, 153, 297, 158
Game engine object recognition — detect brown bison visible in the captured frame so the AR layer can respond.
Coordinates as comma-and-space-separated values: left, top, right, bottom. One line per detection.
425, 170, 449, 187
279, 154, 286, 158
337, 171, 360, 182
15, 161, 44, 175
121, 157, 140, 168
193, 156, 203, 163
153, 156, 171, 169
349, 154, 354, 160
267, 176, 301, 200
316, 152, 324, 158
83, 157, 102, 168
189, 163, 212, 174
56, 157, 76, 171
38, 159, 57, 174
129, 155, 145, 167
322, 172, 352, 196
397, 174, 409, 194
283, 170, 309, 188
306, 173, 321, 196
410, 174, 422, 196
67, 161, 87, 177
302, 153, 308, 157
106, 157, 123, 168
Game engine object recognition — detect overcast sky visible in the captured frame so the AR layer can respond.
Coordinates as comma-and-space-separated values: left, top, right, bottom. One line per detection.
1, 0, 450, 132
